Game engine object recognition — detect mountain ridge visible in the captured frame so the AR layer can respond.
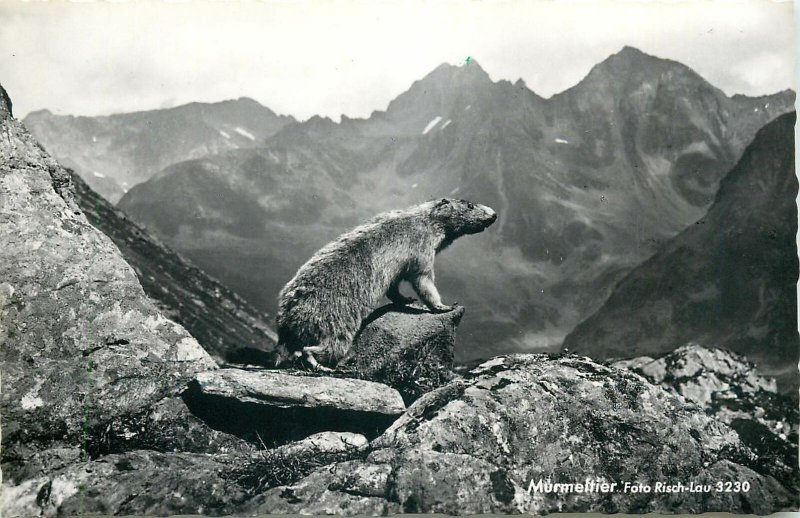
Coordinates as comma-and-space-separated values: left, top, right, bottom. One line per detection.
23, 97, 297, 202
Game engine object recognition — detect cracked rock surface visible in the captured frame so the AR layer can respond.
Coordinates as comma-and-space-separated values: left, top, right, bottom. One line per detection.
252, 354, 795, 515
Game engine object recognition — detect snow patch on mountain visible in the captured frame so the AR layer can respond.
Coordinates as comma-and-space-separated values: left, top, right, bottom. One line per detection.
234, 127, 256, 140
422, 116, 443, 135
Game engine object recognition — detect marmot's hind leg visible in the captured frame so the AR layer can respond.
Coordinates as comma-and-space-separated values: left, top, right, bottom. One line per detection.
387, 280, 415, 305
301, 345, 335, 372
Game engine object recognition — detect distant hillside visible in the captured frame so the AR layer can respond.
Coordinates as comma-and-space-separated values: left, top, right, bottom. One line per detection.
117, 48, 794, 363
24, 98, 296, 202
71, 170, 277, 364
564, 112, 798, 391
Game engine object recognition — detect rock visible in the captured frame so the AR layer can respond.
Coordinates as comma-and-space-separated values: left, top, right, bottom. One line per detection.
3, 396, 254, 485
0, 84, 220, 490
343, 303, 462, 403
193, 369, 405, 415
613, 344, 798, 490
184, 368, 405, 444
92, 396, 255, 456
612, 345, 779, 407
2, 450, 250, 517
254, 354, 796, 514
278, 432, 368, 457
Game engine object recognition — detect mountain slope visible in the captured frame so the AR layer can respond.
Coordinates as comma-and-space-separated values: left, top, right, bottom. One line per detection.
24, 98, 296, 202
564, 112, 798, 391
71, 169, 278, 364
114, 49, 794, 361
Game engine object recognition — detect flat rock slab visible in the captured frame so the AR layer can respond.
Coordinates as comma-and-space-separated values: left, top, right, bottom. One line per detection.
185, 369, 405, 445
194, 369, 405, 416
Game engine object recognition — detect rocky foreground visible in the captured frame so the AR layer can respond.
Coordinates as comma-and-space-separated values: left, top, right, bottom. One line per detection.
1, 82, 797, 516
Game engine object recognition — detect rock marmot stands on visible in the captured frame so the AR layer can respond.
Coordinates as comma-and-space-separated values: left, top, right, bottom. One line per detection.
276, 198, 497, 370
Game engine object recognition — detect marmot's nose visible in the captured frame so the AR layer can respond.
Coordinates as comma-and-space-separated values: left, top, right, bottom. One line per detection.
479, 204, 497, 220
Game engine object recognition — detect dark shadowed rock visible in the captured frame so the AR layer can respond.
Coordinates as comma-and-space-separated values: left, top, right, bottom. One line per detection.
253, 354, 795, 515
343, 303, 463, 402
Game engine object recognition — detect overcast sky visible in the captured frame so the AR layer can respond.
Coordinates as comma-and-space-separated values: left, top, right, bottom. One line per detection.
0, 0, 795, 121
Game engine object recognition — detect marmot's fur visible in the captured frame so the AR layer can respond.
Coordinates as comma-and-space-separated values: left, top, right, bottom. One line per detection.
276, 198, 497, 370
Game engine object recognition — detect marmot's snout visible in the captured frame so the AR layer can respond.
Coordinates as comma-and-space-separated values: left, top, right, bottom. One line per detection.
464, 201, 498, 234
431, 198, 498, 236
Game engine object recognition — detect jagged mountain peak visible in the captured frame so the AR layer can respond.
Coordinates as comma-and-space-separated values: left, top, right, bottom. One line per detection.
424, 58, 492, 81
381, 60, 496, 123
604, 45, 679, 68
559, 45, 713, 100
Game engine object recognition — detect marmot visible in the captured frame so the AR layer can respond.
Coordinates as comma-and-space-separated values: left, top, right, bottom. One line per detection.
275, 198, 497, 370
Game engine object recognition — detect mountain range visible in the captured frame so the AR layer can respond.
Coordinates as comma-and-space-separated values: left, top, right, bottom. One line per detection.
26, 47, 796, 364
564, 112, 798, 391
24, 98, 296, 202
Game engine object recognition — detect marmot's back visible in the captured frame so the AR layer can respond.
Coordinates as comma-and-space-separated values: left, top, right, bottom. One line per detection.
276, 198, 497, 368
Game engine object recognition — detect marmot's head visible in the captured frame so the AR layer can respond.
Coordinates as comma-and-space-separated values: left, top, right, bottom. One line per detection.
430, 198, 497, 237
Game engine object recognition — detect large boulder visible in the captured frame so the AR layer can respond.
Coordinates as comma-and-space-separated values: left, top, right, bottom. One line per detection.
0, 84, 224, 489
185, 368, 405, 444
253, 354, 796, 514
343, 303, 463, 403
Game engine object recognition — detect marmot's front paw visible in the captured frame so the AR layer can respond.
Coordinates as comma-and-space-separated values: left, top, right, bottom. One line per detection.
429, 303, 455, 313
